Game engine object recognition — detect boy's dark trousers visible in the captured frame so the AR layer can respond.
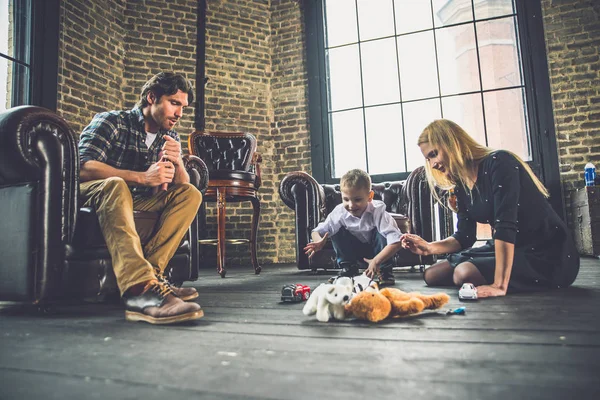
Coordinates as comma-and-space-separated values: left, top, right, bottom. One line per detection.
330, 227, 392, 270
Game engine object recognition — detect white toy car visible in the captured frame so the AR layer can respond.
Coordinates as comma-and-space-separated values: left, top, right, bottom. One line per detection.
458, 283, 478, 300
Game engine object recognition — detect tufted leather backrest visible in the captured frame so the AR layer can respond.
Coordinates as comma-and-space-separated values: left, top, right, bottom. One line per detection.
321, 181, 408, 216
188, 131, 257, 172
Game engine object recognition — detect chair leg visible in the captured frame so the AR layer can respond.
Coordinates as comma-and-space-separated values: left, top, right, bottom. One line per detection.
250, 196, 261, 275
217, 187, 227, 278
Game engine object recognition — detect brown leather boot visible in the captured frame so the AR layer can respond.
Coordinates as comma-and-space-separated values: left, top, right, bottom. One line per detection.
167, 285, 199, 302
155, 270, 199, 301
124, 280, 203, 324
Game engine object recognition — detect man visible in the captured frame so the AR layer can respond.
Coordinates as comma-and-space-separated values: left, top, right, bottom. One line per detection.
78, 72, 203, 324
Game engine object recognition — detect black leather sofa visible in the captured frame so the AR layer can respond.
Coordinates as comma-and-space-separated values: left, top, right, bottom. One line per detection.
0, 106, 208, 304
278, 168, 440, 271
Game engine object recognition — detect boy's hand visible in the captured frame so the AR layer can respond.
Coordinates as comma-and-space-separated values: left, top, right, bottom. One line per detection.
363, 257, 380, 279
303, 232, 329, 259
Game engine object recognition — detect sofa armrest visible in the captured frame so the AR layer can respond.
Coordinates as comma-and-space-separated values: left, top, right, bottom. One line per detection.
279, 171, 326, 269
182, 154, 209, 281
0, 105, 79, 301
183, 154, 209, 194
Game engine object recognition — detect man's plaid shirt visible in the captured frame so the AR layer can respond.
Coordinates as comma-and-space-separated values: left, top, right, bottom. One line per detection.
78, 106, 181, 198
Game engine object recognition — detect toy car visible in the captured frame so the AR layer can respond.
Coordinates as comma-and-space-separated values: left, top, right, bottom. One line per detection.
458, 283, 478, 300
281, 284, 311, 302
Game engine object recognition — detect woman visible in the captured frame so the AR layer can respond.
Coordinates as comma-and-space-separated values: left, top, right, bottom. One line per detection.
401, 119, 580, 298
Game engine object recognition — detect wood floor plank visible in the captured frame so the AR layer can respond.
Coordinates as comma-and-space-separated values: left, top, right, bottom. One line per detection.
1, 257, 599, 399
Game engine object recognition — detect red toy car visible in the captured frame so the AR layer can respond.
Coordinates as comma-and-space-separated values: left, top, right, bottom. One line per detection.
281, 284, 311, 302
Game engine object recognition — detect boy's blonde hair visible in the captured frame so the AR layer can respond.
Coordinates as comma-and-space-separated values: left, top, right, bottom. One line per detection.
341, 169, 371, 192
418, 119, 549, 205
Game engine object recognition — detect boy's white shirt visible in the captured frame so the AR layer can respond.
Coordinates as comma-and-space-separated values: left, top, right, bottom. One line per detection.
312, 200, 402, 245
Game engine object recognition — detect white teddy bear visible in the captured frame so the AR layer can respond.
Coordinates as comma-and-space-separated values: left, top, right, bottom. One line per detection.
302, 282, 353, 322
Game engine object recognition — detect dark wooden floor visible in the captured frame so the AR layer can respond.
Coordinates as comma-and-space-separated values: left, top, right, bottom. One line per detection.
2, 258, 600, 400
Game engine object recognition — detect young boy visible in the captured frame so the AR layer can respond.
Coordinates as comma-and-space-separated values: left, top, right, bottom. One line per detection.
303, 169, 403, 285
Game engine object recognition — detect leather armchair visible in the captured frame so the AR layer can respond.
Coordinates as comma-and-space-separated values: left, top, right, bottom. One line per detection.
0, 106, 209, 303
278, 167, 437, 271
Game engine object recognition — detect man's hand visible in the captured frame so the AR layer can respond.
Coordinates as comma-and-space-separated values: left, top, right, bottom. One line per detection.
144, 160, 175, 187
161, 135, 184, 168
476, 284, 507, 298
400, 233, 431, 256
303, 232, 329, 259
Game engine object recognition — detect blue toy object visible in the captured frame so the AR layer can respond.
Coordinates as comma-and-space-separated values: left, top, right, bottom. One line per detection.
446, 306, 466, 315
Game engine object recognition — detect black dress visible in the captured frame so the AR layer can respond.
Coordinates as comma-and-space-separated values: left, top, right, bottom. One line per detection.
447, 151, 580, 291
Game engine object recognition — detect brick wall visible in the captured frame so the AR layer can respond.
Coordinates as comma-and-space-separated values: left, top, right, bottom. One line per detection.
53, 0, 600, 267
202, 0, 273, 265
270, 0, 311, 262
57, 0, 197, 143
57, 0, 127, 133
121, 0, 198, 150
200, 0, 308, 265
56, 0, 305, 267
541, 0, 600, 220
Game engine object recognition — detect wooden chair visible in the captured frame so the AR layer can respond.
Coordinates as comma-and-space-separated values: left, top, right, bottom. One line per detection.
188, 131, 262, 277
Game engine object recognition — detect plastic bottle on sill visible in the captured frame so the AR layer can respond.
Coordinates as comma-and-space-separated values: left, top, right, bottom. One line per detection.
584, 162, 596, 187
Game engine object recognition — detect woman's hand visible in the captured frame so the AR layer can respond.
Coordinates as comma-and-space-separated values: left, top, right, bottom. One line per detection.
303, 232, 329, 259
400, 234, 431, 256
476, 284, 507, 298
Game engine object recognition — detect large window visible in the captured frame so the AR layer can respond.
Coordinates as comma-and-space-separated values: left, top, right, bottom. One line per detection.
305, 0, 561, 213
1, 0, 59, 111
1, 0, 31, 110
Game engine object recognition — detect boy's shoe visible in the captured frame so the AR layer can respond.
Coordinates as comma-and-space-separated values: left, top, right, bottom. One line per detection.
337, 261, 360, 277
124, 280, 204, 325
378, 267, 396, 287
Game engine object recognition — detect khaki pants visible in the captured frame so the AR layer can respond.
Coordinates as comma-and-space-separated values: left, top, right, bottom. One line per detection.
80, 177, 202, 296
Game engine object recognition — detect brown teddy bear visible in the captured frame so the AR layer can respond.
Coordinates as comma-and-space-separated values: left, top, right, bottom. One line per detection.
345, 287, 450, 323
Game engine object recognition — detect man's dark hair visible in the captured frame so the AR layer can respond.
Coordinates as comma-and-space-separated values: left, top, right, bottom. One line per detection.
137, 72, 194, 108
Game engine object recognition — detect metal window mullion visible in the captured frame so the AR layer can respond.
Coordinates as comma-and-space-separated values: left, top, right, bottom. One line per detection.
321, 0, 335, 182
430, 0, 443, 117
354, 0, 369, 173
0, 53, 30, 67
392, 0, 408, 172
471, 0, 489, 147
512, 13, 532, 157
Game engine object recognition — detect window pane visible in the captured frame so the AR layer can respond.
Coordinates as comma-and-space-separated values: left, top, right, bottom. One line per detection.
477, 17, 522, 90
327, 45, 363, 111
1, 0, 9, 56
484, 88, 530, 160
394, 0, 433, 34
357, 0, 395, 42
433, 0, 473, 27
436, 23, 480, 95
397, 31, 439, 101
0, 58, 29, 110
365, 104, 404, 175
0, 56, 8, 111
442, 93, 485, 146
1, 0, 31, 64
403, 99, 442, 170
361, 38, 400, 106
331, 109, 367, 178
325, 0, 358, 47
474, 0, 515, 20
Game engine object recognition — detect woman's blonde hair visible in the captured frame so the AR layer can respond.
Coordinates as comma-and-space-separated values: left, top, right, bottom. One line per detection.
417, 119, 549, 206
